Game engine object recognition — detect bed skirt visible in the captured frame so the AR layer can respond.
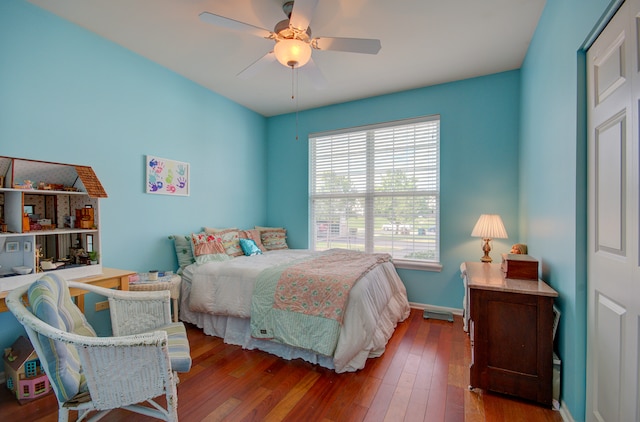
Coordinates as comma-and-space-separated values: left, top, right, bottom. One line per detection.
179, 277, 337, 369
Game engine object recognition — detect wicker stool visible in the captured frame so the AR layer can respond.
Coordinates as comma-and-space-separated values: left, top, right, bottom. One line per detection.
129, 274, 182, 322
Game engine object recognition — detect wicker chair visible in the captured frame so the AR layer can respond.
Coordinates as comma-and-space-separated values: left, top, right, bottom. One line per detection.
6, 273, 191, 422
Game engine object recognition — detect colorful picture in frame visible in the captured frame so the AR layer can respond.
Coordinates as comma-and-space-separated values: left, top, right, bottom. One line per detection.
145, 155, 190, 196
6, 241, 19, 252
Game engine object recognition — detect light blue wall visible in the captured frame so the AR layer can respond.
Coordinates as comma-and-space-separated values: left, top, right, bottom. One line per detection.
265, 71, 521, 309
1, 1, 620, 418
519, 0, 618, 420
0, 1, 266, 339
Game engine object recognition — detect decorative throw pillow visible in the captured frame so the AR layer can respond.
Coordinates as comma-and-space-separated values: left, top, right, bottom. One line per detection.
241, 229, 266, 252
259, 228, 288, 250
190, 232, 231, 264
239, 238, 263, 256
170, 234, 195, 274
211, 229, 243, 257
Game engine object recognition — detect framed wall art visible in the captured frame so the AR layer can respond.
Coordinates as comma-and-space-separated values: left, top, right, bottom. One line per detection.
145, 155, 190, 196
6, 241, 19, 252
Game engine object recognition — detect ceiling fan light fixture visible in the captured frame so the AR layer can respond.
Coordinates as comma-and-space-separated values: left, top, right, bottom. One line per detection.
274, 38, 312, 68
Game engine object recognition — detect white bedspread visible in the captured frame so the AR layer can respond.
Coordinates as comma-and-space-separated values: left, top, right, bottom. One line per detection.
181, 249, 410, 372
188, 250, 315, 317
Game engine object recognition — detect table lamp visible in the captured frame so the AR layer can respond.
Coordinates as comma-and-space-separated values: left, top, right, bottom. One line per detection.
471, 214, 508, 263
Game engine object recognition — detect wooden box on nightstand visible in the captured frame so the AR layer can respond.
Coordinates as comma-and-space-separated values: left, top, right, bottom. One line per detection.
500, 253, 539, 280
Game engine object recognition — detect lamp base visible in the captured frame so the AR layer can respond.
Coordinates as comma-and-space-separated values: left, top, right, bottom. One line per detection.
480, 238, 492, 263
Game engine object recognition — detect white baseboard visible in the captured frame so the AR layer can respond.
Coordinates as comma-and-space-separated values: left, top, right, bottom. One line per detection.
558, 400, 575, 422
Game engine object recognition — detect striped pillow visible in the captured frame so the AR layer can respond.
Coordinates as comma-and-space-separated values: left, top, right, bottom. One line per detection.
259, 228, 288, 250
28, 274, 96, 401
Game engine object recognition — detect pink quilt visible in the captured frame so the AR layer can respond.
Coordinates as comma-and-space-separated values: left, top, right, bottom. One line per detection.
272, 249, 390, 323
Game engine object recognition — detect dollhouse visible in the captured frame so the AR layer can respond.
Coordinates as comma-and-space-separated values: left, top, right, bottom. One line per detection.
3, 336, 51, 402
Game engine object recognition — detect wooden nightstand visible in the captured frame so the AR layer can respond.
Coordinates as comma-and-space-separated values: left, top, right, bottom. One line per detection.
464, 262, 558, 406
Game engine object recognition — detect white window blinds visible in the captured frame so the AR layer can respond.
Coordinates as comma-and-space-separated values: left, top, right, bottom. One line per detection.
309, 116, 440, 264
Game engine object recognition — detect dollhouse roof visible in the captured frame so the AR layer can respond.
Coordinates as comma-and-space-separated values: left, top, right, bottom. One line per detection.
4, 336, 37, 372
0, 156, 107, 198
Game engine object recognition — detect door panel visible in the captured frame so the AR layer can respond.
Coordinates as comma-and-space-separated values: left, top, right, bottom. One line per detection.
595, 110, 626, 254
594, 292, 625, 422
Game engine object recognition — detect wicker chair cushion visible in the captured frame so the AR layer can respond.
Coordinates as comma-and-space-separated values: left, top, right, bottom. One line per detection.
146, 322, 192, 373
28, 274, 96, 401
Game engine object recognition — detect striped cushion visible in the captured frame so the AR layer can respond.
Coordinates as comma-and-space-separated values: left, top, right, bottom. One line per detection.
145, 322, 191, 373
40, 273, 96, 337
28, 274, 96, 401
260, 228, 288, 250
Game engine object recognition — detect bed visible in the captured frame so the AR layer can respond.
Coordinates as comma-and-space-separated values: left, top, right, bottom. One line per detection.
178, 248, 410, 373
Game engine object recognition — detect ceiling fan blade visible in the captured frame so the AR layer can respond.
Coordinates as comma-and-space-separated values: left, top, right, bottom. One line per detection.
237, 51, 277, 79
199, 12, 273, 39
289, 0, 319, 32
312, 37, 381, 55
302, 57, 327, 90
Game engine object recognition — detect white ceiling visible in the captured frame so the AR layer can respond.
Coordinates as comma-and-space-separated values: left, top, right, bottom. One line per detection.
27, 0, 546, 117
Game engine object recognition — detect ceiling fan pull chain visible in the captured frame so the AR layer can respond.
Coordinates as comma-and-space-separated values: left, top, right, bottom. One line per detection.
291, 64, 295, 100
293, 65, 300, 141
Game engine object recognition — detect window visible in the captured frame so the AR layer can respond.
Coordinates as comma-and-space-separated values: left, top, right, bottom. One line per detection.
309, 116, 440, 269
25, 360, 37, 378
35, 381, 47, 395
86, 234, 94, 253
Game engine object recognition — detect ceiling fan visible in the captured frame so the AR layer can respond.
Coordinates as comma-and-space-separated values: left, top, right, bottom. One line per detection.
199, 0, 381, 88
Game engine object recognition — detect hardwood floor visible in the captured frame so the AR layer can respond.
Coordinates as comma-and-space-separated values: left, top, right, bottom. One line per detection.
0, 309, 563, 421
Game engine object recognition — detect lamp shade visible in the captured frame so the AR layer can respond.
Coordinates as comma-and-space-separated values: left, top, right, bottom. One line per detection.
274, 38, 312, 68
471, 214, 508, 239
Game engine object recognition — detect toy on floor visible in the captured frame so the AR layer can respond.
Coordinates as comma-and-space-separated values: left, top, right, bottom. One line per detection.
3, 336, 51, 403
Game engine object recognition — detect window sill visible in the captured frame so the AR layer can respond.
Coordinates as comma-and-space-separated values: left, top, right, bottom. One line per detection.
393, 259, 442, 272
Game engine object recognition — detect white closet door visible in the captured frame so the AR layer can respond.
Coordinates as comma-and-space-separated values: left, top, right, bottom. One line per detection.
587, 0, 640, 420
